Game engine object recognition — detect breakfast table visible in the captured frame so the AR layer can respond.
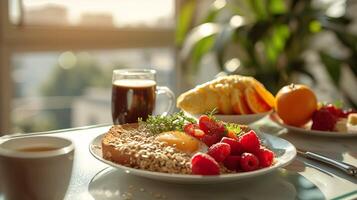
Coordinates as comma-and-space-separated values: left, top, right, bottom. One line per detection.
0, 117, 356, 200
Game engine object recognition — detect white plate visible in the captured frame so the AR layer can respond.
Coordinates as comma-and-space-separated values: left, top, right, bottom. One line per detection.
89, 131, 296, 184
183, 110, 272, 124
270, 112, 357, 137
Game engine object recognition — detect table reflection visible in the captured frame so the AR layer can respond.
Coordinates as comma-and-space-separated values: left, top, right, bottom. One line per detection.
89, 167, 324, 200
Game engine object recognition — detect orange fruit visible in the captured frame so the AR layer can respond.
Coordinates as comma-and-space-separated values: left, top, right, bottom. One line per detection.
245, 86, 272, 113
275, 84, 317, 126
252, 80, 275, 107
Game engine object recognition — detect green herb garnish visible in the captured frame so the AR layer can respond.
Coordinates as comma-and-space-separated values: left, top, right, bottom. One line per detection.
205, 108, 219, 120
225, 123, 243, 137
140, 111, 196, 134
320, 100, 344, 109
333, 100, 343, 108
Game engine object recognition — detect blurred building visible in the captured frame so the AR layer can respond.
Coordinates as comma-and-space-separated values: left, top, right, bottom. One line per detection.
24, 5, 69, 26
79, 13, 114, 27
72, 88, 111, 127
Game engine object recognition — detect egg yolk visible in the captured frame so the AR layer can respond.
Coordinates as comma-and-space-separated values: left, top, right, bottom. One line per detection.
156, 131, 199, 153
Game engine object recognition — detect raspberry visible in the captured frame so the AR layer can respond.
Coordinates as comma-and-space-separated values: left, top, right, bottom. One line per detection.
201, 133, 221, 147
256, 147, 275, 168
220, 137, 243, 155
341, 108, 357, 118
325, 104, 342, 118
239, 130, 260, 153
191, 153, 220, 175
311, 108, 337, 131
240, 153, 259, 172
223, 155, 240, 171
207, 142, 231, 162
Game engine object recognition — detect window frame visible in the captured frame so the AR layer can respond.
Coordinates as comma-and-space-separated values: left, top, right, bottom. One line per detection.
0, 0, 183, 134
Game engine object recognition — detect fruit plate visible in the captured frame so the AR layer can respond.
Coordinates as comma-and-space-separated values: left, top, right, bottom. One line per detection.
183, 110, 272, 125
89, 131, 296, 184
270, 112, 357, 137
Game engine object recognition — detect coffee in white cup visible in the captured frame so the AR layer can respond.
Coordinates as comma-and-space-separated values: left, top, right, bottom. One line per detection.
0, 136, 74, 200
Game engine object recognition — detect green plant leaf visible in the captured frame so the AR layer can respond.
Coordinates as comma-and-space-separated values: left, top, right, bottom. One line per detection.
248, 21, 272, 43
309, 20, 322, 33
326, 16, 352, 26
319, 52, 342, 85
176, 0, 196, 46
181, 23, 221, 61
346, 56, 357, 76
344, 95, 357, 110
191, 35, 216, 73
335, 32, 357, 52
248, 0, 268, 20
203, 0, 227, 23
268, 0, 286, 15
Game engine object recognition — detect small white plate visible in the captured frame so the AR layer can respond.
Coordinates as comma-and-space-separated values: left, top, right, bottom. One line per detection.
270, 112, 357, 137
183, 110, 272, 124
89, 131, 296, 184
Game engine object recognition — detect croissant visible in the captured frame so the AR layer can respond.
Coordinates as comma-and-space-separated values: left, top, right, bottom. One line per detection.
177, 75, 275, 115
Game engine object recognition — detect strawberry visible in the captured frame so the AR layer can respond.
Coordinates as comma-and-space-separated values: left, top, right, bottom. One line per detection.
223, 155, 240, 171
311, 108, 337, 131
184, 123, 205, 139
239, 130, 260, 153
220, 137, 243, 155
240, 153, 259, 172
201, 133, 221, 147
207, 143, 231, 162
183, 123, 198, 136
227, 130, 239, 140
193, 129, 205, 138
256, 147, 275, 168
191, 153, 220, 175
199, 115, 226, 135
184, 123, 196, 136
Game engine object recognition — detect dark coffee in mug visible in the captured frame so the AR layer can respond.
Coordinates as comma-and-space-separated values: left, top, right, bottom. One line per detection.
112, 79, 156, 124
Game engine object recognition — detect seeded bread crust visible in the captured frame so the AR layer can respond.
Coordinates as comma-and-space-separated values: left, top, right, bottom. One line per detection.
102, 124, 139, 166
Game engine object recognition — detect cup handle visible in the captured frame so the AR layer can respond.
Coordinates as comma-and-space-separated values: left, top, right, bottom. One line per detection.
156, 86, 175, 116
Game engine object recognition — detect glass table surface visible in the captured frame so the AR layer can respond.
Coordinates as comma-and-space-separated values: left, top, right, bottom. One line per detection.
0, 118, 356, 200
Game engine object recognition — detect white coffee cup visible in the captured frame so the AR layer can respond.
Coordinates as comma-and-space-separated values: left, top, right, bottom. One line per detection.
0, 136, 74, 200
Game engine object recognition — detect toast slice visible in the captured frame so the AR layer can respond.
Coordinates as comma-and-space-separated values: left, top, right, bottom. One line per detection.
101, 124, 192, 174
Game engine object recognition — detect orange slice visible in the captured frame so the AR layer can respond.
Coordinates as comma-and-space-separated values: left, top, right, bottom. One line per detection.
232, 89, 252, 114
245, 86, 272, 113
252, 80, 275, 108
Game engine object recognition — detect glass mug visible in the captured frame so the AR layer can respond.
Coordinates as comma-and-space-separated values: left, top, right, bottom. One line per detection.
112, 69, 175, 124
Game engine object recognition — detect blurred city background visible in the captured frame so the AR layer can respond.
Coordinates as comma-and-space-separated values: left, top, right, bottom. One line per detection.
0, 0, 356, 134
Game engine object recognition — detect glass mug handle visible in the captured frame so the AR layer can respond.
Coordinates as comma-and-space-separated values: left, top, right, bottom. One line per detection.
156, 86, 175, 116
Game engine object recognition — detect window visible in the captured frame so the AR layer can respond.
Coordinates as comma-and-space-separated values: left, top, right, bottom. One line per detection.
1, 0, 181, 134
15, 0, 174, 28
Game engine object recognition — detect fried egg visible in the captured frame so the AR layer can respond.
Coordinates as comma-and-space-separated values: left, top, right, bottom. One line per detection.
156, 131, 208, 154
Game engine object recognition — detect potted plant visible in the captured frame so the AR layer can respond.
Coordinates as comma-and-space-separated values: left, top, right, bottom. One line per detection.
177, 0, 357, 107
